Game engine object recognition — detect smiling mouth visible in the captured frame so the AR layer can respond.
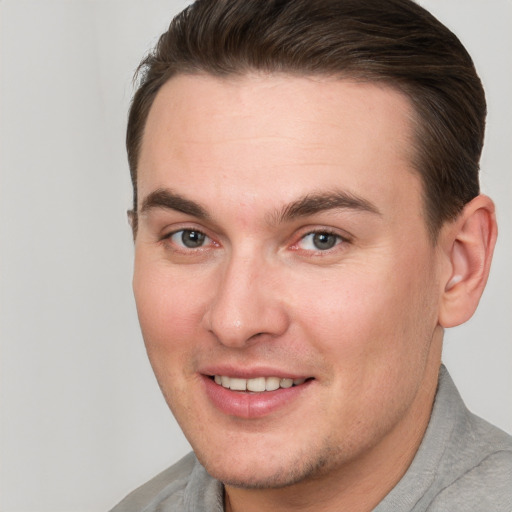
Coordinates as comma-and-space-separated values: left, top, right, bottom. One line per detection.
210, 375, 312, 392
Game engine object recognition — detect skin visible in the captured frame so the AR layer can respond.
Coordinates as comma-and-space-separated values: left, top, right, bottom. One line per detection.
132, 74, 496, 512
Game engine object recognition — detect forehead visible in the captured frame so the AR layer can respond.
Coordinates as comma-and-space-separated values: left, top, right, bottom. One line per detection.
138, 73, 422, 225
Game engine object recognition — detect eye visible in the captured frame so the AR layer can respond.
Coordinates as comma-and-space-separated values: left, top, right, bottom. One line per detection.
297, 231, 343, 251
169, 229, 210, 249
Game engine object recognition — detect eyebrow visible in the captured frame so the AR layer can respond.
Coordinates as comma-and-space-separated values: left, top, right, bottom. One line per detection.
271, 190, 381, 224
138, 188, 380, 224
140, 188, 210, 220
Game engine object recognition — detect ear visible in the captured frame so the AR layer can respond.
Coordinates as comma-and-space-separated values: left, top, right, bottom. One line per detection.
438, 195, 497, 328
127, 209, 138, 240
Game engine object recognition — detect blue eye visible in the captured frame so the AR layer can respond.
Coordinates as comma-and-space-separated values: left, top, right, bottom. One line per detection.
298, 232, 342, 251
170, 229, 209, 249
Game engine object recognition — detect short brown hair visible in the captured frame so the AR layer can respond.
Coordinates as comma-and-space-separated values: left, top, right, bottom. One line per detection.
127, 0, 486, 239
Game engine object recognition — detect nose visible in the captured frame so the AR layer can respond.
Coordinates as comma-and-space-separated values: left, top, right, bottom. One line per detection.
202, 251, 289, 348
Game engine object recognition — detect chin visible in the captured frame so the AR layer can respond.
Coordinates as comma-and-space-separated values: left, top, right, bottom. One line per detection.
204, 463, 313, 490
196, 442, 335, 490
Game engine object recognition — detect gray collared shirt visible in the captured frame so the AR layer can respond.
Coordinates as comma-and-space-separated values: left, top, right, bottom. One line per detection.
110, 366, 512, 511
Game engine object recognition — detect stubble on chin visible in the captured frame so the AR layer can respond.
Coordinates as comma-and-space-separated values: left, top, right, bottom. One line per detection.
200, 437, 343, 490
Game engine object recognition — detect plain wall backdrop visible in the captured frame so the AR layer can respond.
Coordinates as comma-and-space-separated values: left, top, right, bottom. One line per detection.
0, 1, 510, 510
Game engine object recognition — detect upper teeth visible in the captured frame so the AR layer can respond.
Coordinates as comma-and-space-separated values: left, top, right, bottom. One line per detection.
214, 375, 306, 392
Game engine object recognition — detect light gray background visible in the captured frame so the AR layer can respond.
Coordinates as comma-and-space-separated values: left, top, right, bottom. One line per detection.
0, 1, 510, 510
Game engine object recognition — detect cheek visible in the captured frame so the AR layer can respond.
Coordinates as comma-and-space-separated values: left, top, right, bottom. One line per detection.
132, 257, 208, 368
288, 255, 438, 367
285, 258, 441, 435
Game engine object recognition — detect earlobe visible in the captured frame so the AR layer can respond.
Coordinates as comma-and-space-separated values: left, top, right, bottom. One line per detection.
438, 195, 497, 328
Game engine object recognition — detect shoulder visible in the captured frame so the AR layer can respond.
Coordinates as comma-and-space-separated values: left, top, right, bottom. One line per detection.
428, 414, 512, 511
425, 368, 512, 511
430, 451, 512, 511
376, 367, 512, 512
109, 452, 199, 512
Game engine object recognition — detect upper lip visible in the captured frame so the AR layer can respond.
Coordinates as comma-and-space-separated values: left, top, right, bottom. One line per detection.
199, 365, 312, 380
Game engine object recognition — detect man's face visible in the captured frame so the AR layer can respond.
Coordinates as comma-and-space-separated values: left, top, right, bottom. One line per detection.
133, 74, 445, 488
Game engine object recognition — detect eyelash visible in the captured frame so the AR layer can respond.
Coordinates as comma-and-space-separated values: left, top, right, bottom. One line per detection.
161, 227, 349, 255
292, 229, 347, 253
163, 229, 216, 251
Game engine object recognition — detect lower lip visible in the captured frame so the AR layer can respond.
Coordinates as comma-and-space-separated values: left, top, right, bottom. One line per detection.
201, 375, 312, 419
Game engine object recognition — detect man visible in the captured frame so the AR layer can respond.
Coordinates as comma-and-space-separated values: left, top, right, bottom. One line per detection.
111, 0, 512, 510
